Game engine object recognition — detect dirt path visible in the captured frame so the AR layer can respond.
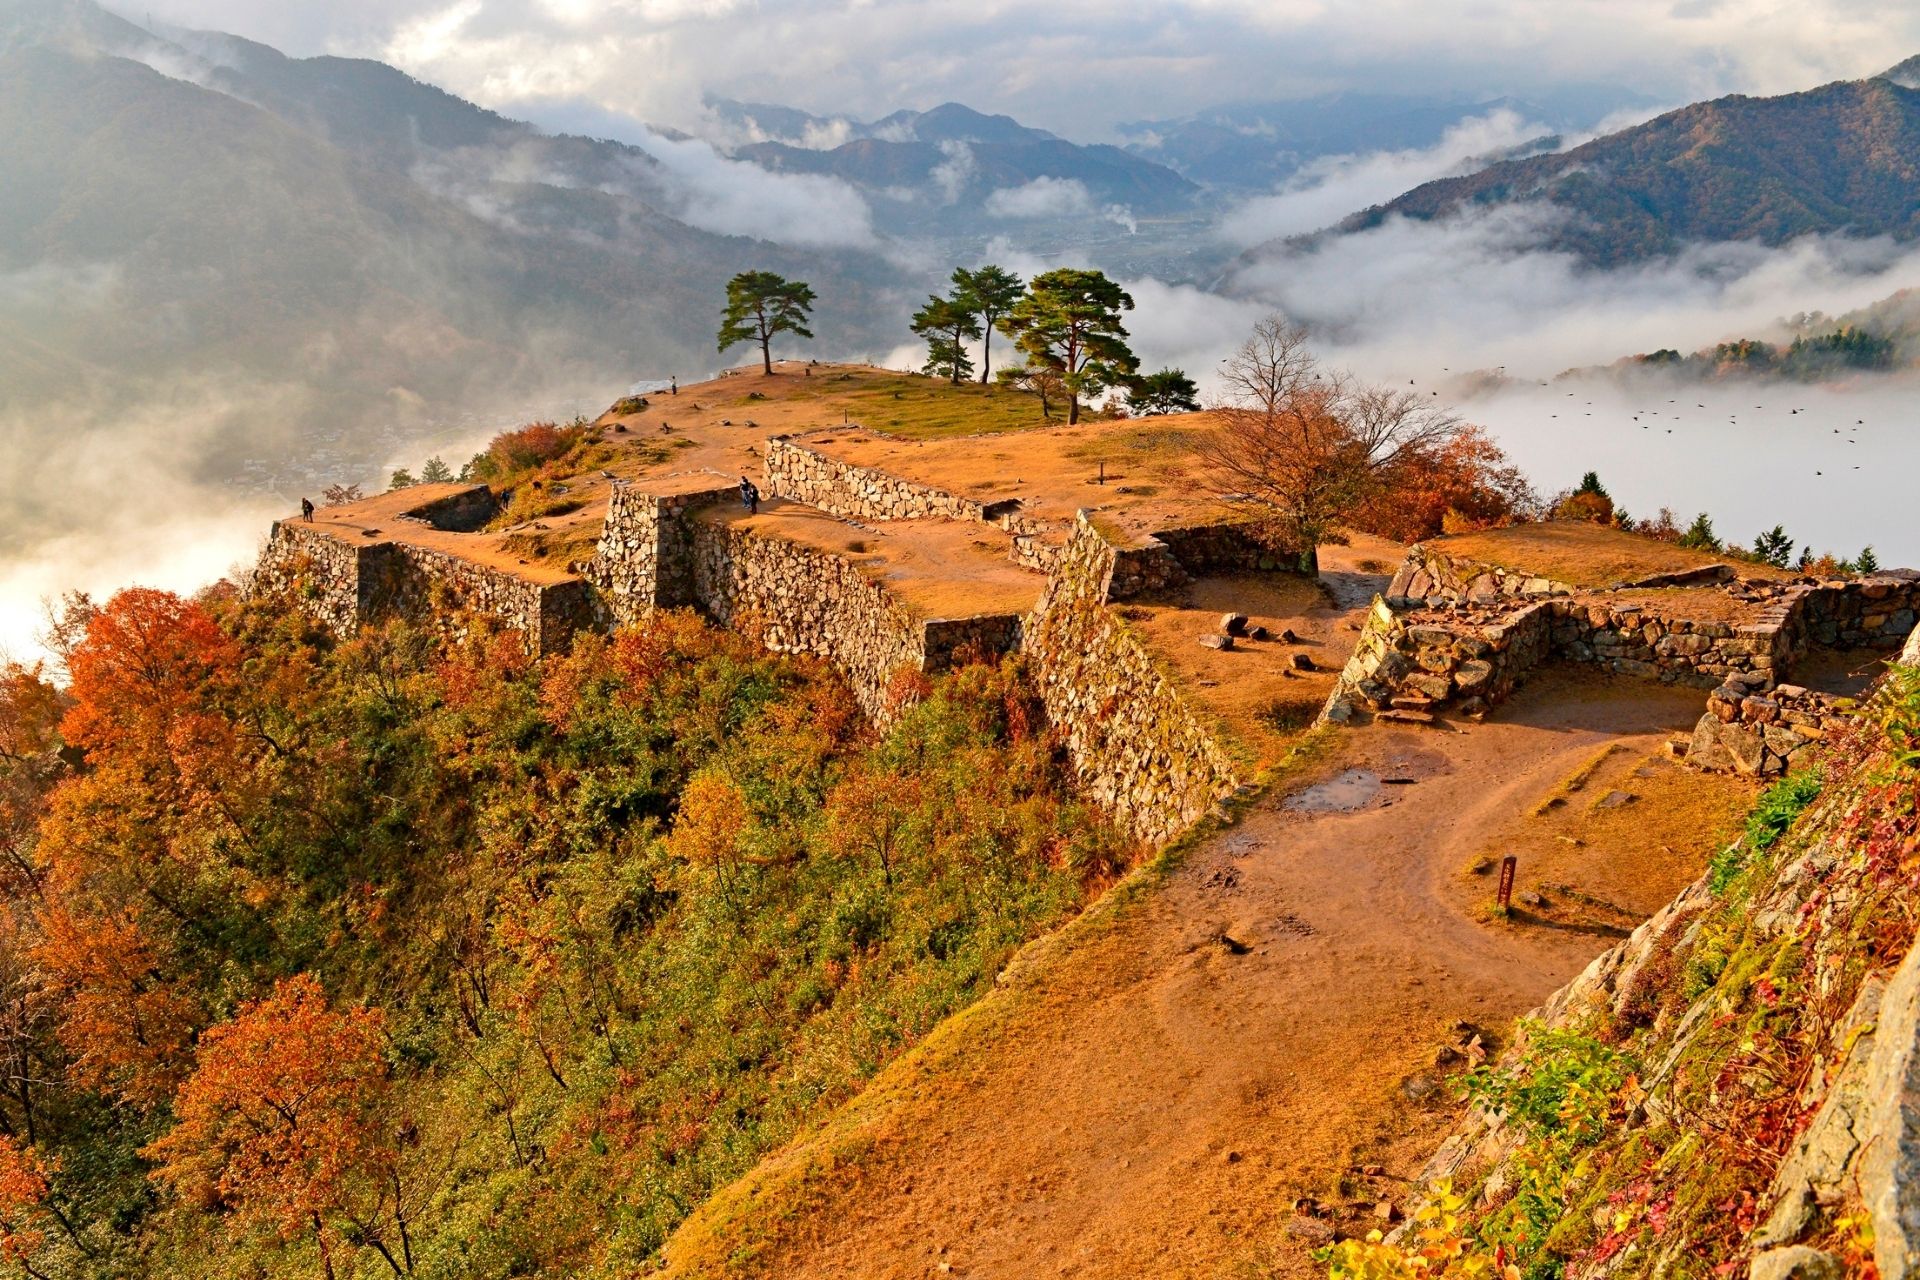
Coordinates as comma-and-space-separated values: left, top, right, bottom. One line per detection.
662, 671, 1752, 1280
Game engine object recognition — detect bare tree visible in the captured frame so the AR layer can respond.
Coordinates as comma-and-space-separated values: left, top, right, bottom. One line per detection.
1196, 317, 1464, 574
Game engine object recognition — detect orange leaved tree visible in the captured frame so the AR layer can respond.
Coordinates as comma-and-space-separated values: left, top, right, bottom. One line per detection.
0, 1134, 51, 1280
144, 974, 413, 1279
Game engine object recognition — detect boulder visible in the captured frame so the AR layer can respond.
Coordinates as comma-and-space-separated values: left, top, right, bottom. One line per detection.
1221, 612, 1249, 637
1199, 633, 1234, 651
1453, 659, 1494, 694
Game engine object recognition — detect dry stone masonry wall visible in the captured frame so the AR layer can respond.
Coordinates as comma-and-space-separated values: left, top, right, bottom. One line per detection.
260, 455, 1296, 849
1355, 539, 1920, 777
687, 520, 938, 723
765, 436, 986, 523
585, 479, 739, 625
1023, 514, 1241, 845
255, 521, 592, 655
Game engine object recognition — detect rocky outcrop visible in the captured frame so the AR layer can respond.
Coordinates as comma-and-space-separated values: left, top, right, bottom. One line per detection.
1023, 514, 1241, 845
1408, 621, 1920, 1280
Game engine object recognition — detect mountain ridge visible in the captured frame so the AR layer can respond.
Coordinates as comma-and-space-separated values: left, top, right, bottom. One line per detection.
1310, 74, 1920, 264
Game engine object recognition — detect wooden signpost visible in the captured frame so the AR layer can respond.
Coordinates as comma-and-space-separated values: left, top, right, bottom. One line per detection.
1498, 855, 1517, 910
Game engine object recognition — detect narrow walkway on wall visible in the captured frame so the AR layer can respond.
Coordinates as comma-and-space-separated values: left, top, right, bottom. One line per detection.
661, 660, 1756, 1279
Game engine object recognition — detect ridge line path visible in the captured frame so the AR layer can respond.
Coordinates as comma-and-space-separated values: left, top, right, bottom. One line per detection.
662, 555, 1751, 1280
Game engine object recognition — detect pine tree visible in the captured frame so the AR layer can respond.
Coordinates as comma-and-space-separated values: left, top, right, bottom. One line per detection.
998, 268, 1138, 425
718, 271, 816, 375
909, 296, 982, 384
1127, 368, 1201, 416
950, 265, 1023, 384
1753, 525, 1795, 569
1678, 512, 1720, 551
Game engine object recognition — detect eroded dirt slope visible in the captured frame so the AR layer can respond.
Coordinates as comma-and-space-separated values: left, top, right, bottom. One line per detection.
662, 673, 1753, 1280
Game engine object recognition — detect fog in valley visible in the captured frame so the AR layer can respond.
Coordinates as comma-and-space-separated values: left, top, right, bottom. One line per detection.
6, 0, 1920, 660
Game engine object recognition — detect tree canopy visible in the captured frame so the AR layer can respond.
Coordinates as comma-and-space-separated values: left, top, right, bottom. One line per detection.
998, 268, 1138, 425
910, 296, 983, 385
718, 271, 816, 376
1126, 368, 1200, 416
1194, 317, 1479, 573
950, 266, 1023, 384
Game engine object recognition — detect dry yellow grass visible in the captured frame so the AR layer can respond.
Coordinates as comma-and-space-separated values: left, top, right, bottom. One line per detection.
1429, 521, 1797, 589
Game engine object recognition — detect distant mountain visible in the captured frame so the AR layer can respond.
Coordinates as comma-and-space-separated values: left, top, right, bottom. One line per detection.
1116, 87, 1647, 191
708, 99, 1198, 230
0, 0, 904, 530
1315, 73, 1920, 265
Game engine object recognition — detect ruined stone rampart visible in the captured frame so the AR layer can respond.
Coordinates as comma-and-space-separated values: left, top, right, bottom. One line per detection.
765, 436, 985, 523
1022, 513, 1241, 845
585, 480, 739, 624
255, 521, 592, 655
253, 522, 372, 634
1326, 597, 1555, 721
1386, 538, 1735, 606
688, 521, 934, 721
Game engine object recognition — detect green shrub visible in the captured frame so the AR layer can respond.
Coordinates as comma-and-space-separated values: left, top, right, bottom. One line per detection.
1707, 770, 1822, 895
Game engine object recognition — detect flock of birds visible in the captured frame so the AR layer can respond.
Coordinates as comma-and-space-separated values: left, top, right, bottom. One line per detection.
1414, 369, 1872, 478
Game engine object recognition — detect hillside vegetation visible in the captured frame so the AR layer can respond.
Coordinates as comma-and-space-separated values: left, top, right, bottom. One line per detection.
0, 590, 1128, 1278
1327, 77, 1920, 265
1339, 649, 1920, 1279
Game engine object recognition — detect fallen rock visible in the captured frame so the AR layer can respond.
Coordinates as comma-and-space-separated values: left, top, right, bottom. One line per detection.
1377, 710, 1438, 726
1248, 625, 1271, 641
1199, 633, 1234, 651
1748, 1246, 1842, 1280
1290, 653, 1315, 671
1221, 612, 1249, 636
1373, 1200, 1399, 1222
1279, 627, 1299, 643
1594, 790, 1637, 809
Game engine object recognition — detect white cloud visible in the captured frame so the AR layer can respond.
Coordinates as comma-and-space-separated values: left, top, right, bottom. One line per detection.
1227, 207, 1920, 380
1218, 109, 1553, 246
622, 131, 877, 248
984, 176, 1094, 219
930, 141, 975, 204
133, 0, 1920, 139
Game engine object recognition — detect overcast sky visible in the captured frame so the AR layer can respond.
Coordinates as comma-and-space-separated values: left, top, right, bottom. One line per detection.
131, 0, 1920, 138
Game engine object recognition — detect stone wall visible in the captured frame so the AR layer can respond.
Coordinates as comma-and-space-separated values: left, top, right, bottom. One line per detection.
1550, 600, 1785, 687
1022, 513, 1241, 845
764, 436, 986, 523
585, 479, 738, 625
1687, 675, 1856, 777
1385, 538, 1740, 606
254, 521, 592, 655
1324, 598, 1555, 721
686, 519, 1022, 723
254, 522, 372, 634
1102, 520, 1289, 601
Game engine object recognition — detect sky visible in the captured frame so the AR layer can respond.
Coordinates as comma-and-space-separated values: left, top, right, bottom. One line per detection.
131, 0, 1920, 138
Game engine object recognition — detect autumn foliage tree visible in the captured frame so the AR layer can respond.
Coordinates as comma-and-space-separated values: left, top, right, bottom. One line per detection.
1195, 317, 1471, 573
144, 974, 409, 1279
0, 1134, 51, 1280
1353, 426, 1536, 543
